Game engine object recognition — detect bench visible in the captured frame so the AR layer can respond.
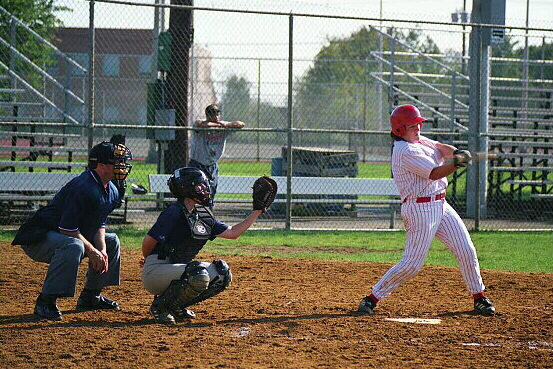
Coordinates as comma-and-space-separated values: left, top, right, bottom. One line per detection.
0, 145, 88, 154
489, 166, 552, 172
0, 132, 82, 139
0, 172, 140, 223
0, 146, 89, 169
489, 140, 553, 149
149, 175, 401, 228
0, 160, 87, 172
504, 180, 553, 186
495, 153, 551, 160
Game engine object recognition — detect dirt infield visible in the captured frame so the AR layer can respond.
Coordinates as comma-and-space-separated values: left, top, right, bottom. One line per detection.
1, 242, 552, 368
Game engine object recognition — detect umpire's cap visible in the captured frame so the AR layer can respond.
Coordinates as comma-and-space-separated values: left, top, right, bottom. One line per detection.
89, 141, 132, 169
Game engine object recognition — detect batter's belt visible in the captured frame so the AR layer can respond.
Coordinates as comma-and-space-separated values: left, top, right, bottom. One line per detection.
403, 192, 446, 204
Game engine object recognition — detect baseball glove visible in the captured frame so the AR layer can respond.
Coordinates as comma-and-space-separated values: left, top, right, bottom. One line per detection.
453, 149, 472, 168
252, 176, 278, 213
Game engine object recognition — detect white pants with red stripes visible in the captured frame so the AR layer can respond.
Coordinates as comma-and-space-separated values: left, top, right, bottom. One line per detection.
372, 200, 485, 300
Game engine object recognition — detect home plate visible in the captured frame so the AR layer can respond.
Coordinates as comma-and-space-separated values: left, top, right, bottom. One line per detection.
385, 318, 442, 325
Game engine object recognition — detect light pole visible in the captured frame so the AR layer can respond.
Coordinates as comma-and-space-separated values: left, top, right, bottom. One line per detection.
451, 3, 469, 75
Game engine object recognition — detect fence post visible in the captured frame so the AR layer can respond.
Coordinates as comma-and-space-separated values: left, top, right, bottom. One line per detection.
9, 16, 16, 94
450, 72, 456, 135
256, 58, 261, 162
388, 27, 395, 110
87, 0, 95, 152
285, 14, 294, 231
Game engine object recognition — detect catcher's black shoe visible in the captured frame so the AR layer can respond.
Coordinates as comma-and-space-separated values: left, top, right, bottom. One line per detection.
474, 296, 496, 315
76, 290, 120, 311
171, 306, 196, 322
358, 296, 377, 314
34, 294, 62, 321
150, 297, 176, 325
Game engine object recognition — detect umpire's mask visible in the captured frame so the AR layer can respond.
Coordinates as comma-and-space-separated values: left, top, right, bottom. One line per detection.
89, 142, 133, 180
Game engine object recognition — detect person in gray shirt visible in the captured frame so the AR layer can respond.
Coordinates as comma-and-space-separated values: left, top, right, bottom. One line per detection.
189, 104, 245, 207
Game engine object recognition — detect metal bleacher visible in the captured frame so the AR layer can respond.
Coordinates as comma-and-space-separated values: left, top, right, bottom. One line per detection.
0, 7, 86, 173
369, 26, 552, 215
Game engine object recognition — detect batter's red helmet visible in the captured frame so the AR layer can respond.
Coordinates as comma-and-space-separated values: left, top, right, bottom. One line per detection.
390, 105, 426, 137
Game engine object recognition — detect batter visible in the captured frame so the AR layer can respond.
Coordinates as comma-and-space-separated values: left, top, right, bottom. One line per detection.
358, 105, 496, 315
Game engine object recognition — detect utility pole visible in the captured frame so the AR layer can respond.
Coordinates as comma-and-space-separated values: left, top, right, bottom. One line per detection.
165, 0, 193, 174
467, 0, 506, 224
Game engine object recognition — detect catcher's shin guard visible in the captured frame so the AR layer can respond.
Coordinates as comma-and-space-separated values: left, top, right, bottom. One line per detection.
156, 261, 210, 313
182, 259, 232, 308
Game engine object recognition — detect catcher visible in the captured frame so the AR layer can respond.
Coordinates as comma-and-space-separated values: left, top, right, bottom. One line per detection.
140, 167, 277, 325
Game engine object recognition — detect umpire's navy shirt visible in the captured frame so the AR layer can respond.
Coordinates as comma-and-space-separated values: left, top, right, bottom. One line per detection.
36, 170, 119, 241
147, 203, 228, 262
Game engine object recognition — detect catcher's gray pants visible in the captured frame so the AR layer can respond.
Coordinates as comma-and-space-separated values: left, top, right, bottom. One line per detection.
22, 231, 121, 297
142, 254, 221, 295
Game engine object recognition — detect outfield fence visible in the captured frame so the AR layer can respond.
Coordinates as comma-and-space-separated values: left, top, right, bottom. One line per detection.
1, 1, 552, 231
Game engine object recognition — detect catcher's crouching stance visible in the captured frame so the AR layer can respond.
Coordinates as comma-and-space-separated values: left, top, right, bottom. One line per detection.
141, 167, 277, 324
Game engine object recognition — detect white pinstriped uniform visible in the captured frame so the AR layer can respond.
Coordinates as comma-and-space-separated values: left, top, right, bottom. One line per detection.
371, 135, 485, 300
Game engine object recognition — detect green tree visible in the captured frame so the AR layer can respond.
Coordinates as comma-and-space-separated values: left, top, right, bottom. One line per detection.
528, 41, 553, 81
221, 74, 289, 129
221, 75, 251, 123
490, 35, 521, 78
294, 26, 442, 131
490, 36, 552, 110
1, 0, 69, 92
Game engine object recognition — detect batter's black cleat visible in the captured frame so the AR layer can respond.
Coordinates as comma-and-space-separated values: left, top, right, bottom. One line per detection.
76, 290, 120, 311
150, 297, 176, 325
34, 294, 62, 321
474, 296, 496, 315
358, 296, 377, 314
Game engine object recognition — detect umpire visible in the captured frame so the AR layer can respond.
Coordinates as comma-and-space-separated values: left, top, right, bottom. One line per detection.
11, 141, 133, 321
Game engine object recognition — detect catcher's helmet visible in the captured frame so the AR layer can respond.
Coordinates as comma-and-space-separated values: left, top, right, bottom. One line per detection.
168, 167, 212, 206
390, 105, 426, 137
88, 141, 133, 180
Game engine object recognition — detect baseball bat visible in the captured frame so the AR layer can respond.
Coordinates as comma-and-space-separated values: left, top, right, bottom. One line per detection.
471, 151, 498, 163
451, 151, 498, 166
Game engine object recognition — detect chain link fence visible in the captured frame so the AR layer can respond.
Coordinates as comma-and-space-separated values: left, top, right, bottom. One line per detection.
1, 0, 551, 231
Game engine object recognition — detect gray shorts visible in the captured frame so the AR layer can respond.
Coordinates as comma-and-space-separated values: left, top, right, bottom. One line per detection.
141, 254, 222, 295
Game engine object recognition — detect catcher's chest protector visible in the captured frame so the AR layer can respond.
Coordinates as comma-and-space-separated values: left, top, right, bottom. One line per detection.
162, 204, 215, 263
182, 204, 214, 240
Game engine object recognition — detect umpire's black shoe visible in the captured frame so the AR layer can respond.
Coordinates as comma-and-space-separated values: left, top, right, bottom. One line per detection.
474, 296, 496, 315
76, 289, 120, 311
34, 294, 62, 321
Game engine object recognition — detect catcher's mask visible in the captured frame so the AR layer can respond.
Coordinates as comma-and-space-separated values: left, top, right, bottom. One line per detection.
168, 167, 212, 206
390, 105, 426, 137
88, 142, 133, 180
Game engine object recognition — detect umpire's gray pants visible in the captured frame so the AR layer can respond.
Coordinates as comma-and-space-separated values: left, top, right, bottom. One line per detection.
22, 231, 121, 297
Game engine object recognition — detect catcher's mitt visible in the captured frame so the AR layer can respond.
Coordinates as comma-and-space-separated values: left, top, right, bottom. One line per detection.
252, 176, 277, 213
453, 149, 472, 168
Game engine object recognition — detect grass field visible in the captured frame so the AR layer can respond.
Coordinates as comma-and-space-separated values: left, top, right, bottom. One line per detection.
2, 230, 551, 273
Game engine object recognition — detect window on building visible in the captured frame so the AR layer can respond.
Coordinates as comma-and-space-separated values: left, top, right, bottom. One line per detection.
70, 53, 88, 76
138, 106, 147, 125
139, 55, 152, 76
104, 106, 120, 123
103, 55, 120, 77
